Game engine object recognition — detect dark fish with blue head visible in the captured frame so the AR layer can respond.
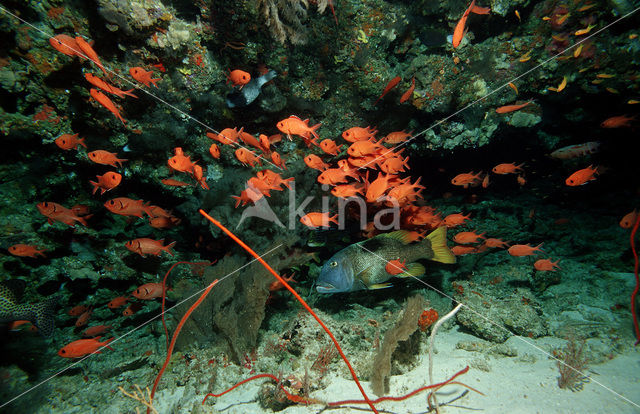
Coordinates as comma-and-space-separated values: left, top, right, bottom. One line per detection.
316, 228, 456, 293
0, 280, 56, 336
226, 69, 277, 108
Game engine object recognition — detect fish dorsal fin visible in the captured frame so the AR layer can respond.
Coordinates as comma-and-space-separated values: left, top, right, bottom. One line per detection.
1, 279, 26, 301
377, 230, 412, 244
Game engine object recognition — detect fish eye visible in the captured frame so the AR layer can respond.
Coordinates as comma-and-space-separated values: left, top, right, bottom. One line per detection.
60, 349, 66, 354
330, 261, 337, 267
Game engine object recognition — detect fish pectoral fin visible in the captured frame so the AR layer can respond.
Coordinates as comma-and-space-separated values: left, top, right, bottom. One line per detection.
369, 282, 393, 290
356, 265, 375, 282
395, 262, 426, 278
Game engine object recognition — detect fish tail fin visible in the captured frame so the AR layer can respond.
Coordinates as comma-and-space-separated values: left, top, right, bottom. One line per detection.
163, 241, 176, 256
151, 78, 161, 87
32, 296, 57, 337
310, 123, 321, 140
89, 180, 99, 195
102, 337, 115, 350
123, 89, 138, 98
423, 226, 456, 264
79, 137, 88, 148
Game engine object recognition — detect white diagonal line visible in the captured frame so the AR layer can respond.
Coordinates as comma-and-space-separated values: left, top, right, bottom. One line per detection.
0, 5, 283, 172
355, 243, 640, 408
360, 5, 640, 170
0, 244, 283, 409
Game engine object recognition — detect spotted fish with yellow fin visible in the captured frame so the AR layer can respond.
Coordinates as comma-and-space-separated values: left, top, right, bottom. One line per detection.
0, 280, 56, 336
316, 227, 456, 293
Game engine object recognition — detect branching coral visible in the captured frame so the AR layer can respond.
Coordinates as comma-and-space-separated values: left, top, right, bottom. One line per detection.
256, 0, 331, 44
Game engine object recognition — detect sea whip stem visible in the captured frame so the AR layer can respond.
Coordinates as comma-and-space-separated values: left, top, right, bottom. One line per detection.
198, 209, 378, 413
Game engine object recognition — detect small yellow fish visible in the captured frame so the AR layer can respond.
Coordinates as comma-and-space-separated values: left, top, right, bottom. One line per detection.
578, 67, 589, 73
552, 34, 567, 42
542, 16, 551, 21
627, 99, 639, 104
591, 79, 603, 84
606, 87, 619, 94
549, 76, 568, 92
555, 13, 570, 25
597, 73, 616, 78
630, 34, 638, 39
573, 44, 583, 58
575, 24, 596, 36
577, 3, 596, 11
519, 50, 532, 62
515, 10, 521, 21
508, 82, 518, 95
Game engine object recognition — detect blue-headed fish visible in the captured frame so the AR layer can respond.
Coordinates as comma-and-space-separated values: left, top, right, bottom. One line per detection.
316, 228, 455, 293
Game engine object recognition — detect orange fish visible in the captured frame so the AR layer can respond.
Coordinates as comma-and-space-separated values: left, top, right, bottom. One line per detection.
8, 244, 47, 258
89, 88, 126, 125
129, 67, 160, 87
69, 305, 90, 316
226, 69, 251, 88
492, 162, 524, 175
385, 259, 407, 275
373, 76, 401, 105
107, 296, 129, 309
256, 169, 294, 190
534, 258, 560, 271
300, 212, 339, 228
149, 216, 181, 229
347, 139, 383, 157
331, 183, 365, 198
88, 150, 127, 167
452, 0, 491, 48
383, 130, 411, 144
75, 36, 108, 77
379, 156, 410, 174
271, 151, 287, 169
451, 245, 479, 256
58, 337, 114, 358
620, 210, 639, 229
269, 272, 296, 292
84, 73, 137, 99
276, 115, 321, 143
365, 172, 394, 203
168, 147, 196, 174
125, 238, 176, 257
90, 172, 122, 195
317, 168, 360, 185
259, 134, 271, 153
235, 148, 262, 167
565, 165, 598, 186
443, 213, 471, 228
495, 101, 531, 114
507, 243, 543, 256
342, 126, 377, 142
399, 77, 415, 103
319, 139, 343, 155
161, 178, 191, 187
75, 308, 93, 327
601, 115, 635, 128
482, 238, 509, 248
83, 325, 112, 337
36, 202, 89, 227
453, 231, 485, 244
451, 171, 483, 188
104, 197, 154, 218
132, 283, 165, 300
192, 164, 210, 190
207, 127, 240, 145
231, 187, 263, 207
238, 129, 262, 149
304, 154, 330, 171
55, 133, 86, 151
49, 34, 80, 57
386, 177, 424, 206
123, 302, 142, 316
209, 143, 221, 159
